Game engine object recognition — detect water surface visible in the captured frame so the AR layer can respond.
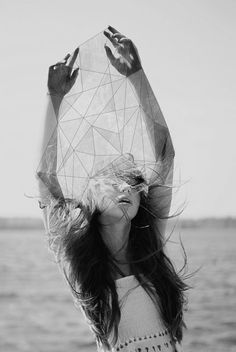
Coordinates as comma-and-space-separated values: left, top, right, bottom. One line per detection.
0, 227, 235, 352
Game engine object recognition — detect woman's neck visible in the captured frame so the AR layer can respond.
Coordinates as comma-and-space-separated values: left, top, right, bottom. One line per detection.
98, 216, 133, 278
100, 219, 131, 258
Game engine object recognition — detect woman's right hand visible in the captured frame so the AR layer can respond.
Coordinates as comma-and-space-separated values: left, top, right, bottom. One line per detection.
104, 26, 142, 77
48, 48, 79, 97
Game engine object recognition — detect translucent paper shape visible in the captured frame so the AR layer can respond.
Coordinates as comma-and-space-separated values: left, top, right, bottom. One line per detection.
38, 30, 174, 201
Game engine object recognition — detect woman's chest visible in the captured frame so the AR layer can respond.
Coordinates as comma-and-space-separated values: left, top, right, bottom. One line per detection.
110, 277, 176, 352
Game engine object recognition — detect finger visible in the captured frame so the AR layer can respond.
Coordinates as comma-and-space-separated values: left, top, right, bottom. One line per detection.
63, 53, 70, 64
68, 47, 79, 69
113, 33, 126, 41
48, 63, 61, 73
70, 67, 79, 84
67, 73, 78, 91
131, 42, 141, 63
49, 52, 71, 69
53, 62, 63, 67
104, 45, 117, 66
119, 37, 131, 44
107, 25, 120, 35
55, 57, 70, 66
104, 30, 119, 48
119, 38, 140, 62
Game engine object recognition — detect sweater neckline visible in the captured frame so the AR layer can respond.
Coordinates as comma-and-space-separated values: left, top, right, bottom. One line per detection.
115, 274, 135, 282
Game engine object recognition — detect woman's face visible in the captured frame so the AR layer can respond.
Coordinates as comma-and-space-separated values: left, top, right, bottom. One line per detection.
96, 180, 141, 224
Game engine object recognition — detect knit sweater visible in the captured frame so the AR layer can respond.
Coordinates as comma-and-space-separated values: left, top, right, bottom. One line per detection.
104, 275, 182, 352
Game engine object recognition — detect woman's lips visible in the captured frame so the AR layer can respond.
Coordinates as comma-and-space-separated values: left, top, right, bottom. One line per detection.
117, 195, 132, 204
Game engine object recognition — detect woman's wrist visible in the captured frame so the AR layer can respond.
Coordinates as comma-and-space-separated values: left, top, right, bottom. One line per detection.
127, 68, 144, 87
47, 91, 64, 116
47, 90, 64, 99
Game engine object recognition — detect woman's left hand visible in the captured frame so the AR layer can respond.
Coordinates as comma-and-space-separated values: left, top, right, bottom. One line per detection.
104, 26, 142, 77
48, 48, 79, 97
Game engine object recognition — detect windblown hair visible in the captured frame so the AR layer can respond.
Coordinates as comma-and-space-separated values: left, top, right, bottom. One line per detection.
46, 171, 188, 351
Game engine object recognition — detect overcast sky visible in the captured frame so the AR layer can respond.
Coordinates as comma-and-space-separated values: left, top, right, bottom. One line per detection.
0, 0, 235, 218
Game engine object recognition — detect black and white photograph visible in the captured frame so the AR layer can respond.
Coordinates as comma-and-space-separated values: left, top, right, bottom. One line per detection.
0, 1, 235, 351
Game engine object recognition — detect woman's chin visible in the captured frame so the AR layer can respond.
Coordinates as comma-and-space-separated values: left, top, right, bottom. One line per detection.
98, 207, 134, 225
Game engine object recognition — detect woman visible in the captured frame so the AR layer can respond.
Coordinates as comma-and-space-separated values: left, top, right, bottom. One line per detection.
37, 26, 188, 352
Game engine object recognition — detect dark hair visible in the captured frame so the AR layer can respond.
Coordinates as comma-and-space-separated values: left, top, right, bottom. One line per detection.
47, 181, 188, 351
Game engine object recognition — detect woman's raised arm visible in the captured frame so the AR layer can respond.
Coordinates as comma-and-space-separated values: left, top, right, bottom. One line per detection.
37, 49, 79, 209
104, 27, 175, 233
128, 70, 175, 234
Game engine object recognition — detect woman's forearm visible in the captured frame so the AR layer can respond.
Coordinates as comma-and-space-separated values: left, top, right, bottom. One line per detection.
128, 69, 174, 223
37, 50, 79, 205
128, 69, 175, 163
37, 94, 64, 201
40, 94, 62, 171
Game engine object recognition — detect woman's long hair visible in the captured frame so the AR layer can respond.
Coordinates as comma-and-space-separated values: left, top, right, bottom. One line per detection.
46, 176, 189, 351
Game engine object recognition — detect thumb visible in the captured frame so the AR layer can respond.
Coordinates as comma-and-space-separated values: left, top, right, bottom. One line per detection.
104, 45, 116, 66
70, 67, 79, 84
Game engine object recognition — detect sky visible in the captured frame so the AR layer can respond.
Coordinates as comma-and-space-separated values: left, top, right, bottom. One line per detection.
0, 0, 235, 219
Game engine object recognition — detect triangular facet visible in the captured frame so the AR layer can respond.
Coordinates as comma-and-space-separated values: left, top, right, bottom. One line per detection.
58, 150, 89, 180
57, 129, 74, 174
75, 127, 95, 154
100, 73, 124, 86
59, 106, 83, 123
112, 80, 126, 111
59, 92, 83, 121
94, 127, 121, 153
125, 80, 140, 108
93, 128, 121, 156
57, 174, 69, 197
116, 107, 139, 132
59, 119, 83, 149
101, 96, 116, 114
86, 79, 124, 116
140, 109, 156, 162
72, 87, 98, 116
129, 110, 144, 161
120, 109, 139, 153
93, 111, 119, 133
74, 151, 95, 177
80, 69, 110, 91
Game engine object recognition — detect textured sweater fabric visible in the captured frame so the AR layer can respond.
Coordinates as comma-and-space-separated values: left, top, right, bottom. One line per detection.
104, 275, 182, 352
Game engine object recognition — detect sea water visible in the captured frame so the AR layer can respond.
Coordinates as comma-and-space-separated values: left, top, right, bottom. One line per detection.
0, 227, 236, 352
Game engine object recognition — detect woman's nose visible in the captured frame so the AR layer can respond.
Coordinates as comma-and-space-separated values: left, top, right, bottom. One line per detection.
120, 183, 132, 194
